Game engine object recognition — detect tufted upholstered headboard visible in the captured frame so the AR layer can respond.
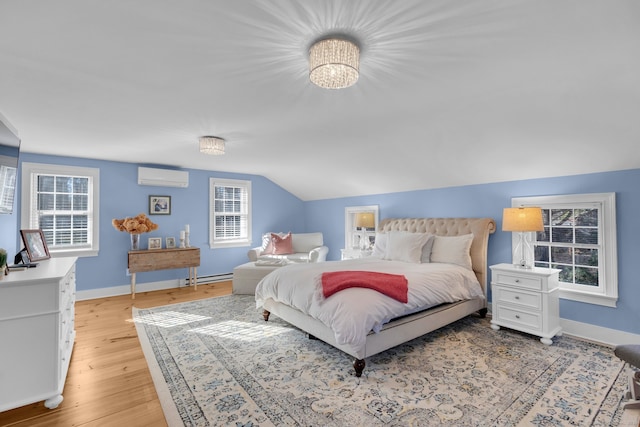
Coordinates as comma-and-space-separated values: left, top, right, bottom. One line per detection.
377, 218, 497, 293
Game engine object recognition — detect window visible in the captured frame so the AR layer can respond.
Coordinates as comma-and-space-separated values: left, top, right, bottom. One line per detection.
512, 193, 617, 307
0, 162, 17, 213
21, 163, 100, 257
209, 178, 251, 248
345, 205, 379, 249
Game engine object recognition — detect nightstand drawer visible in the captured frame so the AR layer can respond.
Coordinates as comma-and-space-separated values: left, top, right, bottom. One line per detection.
494, 287, 541, 311
495, 306, 541, 331
494, 272, 542, 291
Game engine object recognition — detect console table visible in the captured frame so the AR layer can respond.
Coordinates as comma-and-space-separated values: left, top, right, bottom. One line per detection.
128, 247, 200, 299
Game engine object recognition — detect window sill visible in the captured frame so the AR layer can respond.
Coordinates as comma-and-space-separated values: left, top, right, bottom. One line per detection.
559, 289, 617, 308
50, 249, 99, 258
210, 240, 251, 249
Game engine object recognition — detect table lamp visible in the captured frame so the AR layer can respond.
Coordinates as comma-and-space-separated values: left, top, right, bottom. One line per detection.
502, 207, 544, 269
355, 212, 375, 250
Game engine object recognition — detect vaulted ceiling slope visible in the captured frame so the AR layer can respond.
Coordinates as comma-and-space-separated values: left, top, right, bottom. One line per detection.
1, 1, 639, 201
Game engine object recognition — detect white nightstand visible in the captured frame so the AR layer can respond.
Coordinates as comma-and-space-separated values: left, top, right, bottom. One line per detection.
341, 248, 372, 260
489, 263, 562, 345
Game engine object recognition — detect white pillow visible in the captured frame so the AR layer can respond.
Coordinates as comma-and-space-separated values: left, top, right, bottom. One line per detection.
430, 234, 474, 270
371, 232, 387, 258
385, 231, 430, 263
420, 234, 436, 263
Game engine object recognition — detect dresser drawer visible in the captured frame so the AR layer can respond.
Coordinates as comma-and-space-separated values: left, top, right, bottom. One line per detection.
494, 287, 541, 311
494, 272, 542, 291
59, 302, 74, 342
60, 265, 76, 305
495, 306, 541, 332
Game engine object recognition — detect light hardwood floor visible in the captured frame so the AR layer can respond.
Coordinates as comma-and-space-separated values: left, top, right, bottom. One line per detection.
0, 281, 232, 427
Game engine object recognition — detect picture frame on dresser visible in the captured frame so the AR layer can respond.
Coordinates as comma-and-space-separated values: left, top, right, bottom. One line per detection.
20, 229, 51, 262
148, 237, 162, 250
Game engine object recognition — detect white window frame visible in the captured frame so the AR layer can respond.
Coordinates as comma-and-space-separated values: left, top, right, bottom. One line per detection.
344, 205, 379, 249
21, 162, 100, 257
512, 193, 617, 307
0, 158, 17, 214
209, 178, 252, 248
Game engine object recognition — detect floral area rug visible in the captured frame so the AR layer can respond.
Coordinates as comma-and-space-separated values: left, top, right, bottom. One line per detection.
133, 295, 628, 426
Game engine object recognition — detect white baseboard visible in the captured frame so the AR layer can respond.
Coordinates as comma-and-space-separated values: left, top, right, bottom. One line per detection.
77, 272, 234, 301
560, 318, 640, 347
77, 279, 184, 301
488, 303, 640, 347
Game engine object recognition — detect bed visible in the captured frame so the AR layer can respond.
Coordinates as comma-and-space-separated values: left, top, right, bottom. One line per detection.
255, 217, 496, 377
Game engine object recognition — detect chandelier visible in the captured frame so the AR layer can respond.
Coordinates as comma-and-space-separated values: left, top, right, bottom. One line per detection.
309, 38, 359, 89
199, 136, 225, 155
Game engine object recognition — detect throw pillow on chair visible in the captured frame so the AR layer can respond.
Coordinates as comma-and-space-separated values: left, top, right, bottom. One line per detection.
271, 232, 293, 255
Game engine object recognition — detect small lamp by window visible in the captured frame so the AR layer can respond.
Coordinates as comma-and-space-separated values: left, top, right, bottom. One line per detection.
355, 212, 375, 250
502, 207, 544, 269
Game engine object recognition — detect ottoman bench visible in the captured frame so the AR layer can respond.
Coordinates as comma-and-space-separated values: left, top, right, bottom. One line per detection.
232, 262, 283, 295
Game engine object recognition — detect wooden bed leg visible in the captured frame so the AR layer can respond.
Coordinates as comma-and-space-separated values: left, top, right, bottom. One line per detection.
478, 308, 488, 318
262, 310, 270, 321
353, 359, 365, 377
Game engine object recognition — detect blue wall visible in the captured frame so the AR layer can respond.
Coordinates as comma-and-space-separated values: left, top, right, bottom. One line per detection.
1, 152, 638, 336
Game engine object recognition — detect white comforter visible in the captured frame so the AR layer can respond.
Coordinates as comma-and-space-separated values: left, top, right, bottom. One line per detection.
255, 258, 484, 350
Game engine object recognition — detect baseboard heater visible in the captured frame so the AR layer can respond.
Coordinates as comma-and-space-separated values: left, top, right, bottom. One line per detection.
184, 273, 233, 286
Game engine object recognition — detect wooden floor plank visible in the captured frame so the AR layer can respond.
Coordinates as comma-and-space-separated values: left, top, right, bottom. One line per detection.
0, 281, 232, 427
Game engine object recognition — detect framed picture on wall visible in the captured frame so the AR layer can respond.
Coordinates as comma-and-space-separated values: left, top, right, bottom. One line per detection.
20, 229, 51, 262
149, 195, 171, 215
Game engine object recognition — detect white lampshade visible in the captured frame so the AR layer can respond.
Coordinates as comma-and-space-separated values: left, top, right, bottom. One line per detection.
309, 38, 359, 89
502, 207, 544, 232
355, 212, 375, 228
503, 207, 544, 269
199, 136, 225, 155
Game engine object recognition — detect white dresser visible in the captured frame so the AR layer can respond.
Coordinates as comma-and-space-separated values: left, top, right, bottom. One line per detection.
0, 257, 77, 411
489, 263, 562, 345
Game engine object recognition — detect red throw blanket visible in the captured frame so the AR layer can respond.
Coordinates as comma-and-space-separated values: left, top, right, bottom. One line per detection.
321, 271, 408, 303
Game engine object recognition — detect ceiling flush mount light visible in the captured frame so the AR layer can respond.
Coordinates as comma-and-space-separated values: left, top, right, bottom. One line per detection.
199, 136, 225, 155
309, 38, 359, 89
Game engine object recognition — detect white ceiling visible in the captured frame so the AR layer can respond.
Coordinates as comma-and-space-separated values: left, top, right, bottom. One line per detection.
1, 1, 639, 201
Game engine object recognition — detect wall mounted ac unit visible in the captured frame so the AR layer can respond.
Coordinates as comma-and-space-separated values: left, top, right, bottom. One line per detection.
138, 167, 189, 188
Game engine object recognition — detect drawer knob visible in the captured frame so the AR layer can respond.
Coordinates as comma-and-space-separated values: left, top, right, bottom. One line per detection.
514, 296, 520, 300
515, 315, 520, 319
514, 279, 520, 283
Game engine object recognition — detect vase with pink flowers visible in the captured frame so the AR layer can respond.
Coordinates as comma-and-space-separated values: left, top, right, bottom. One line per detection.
112, 213, 159, 250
